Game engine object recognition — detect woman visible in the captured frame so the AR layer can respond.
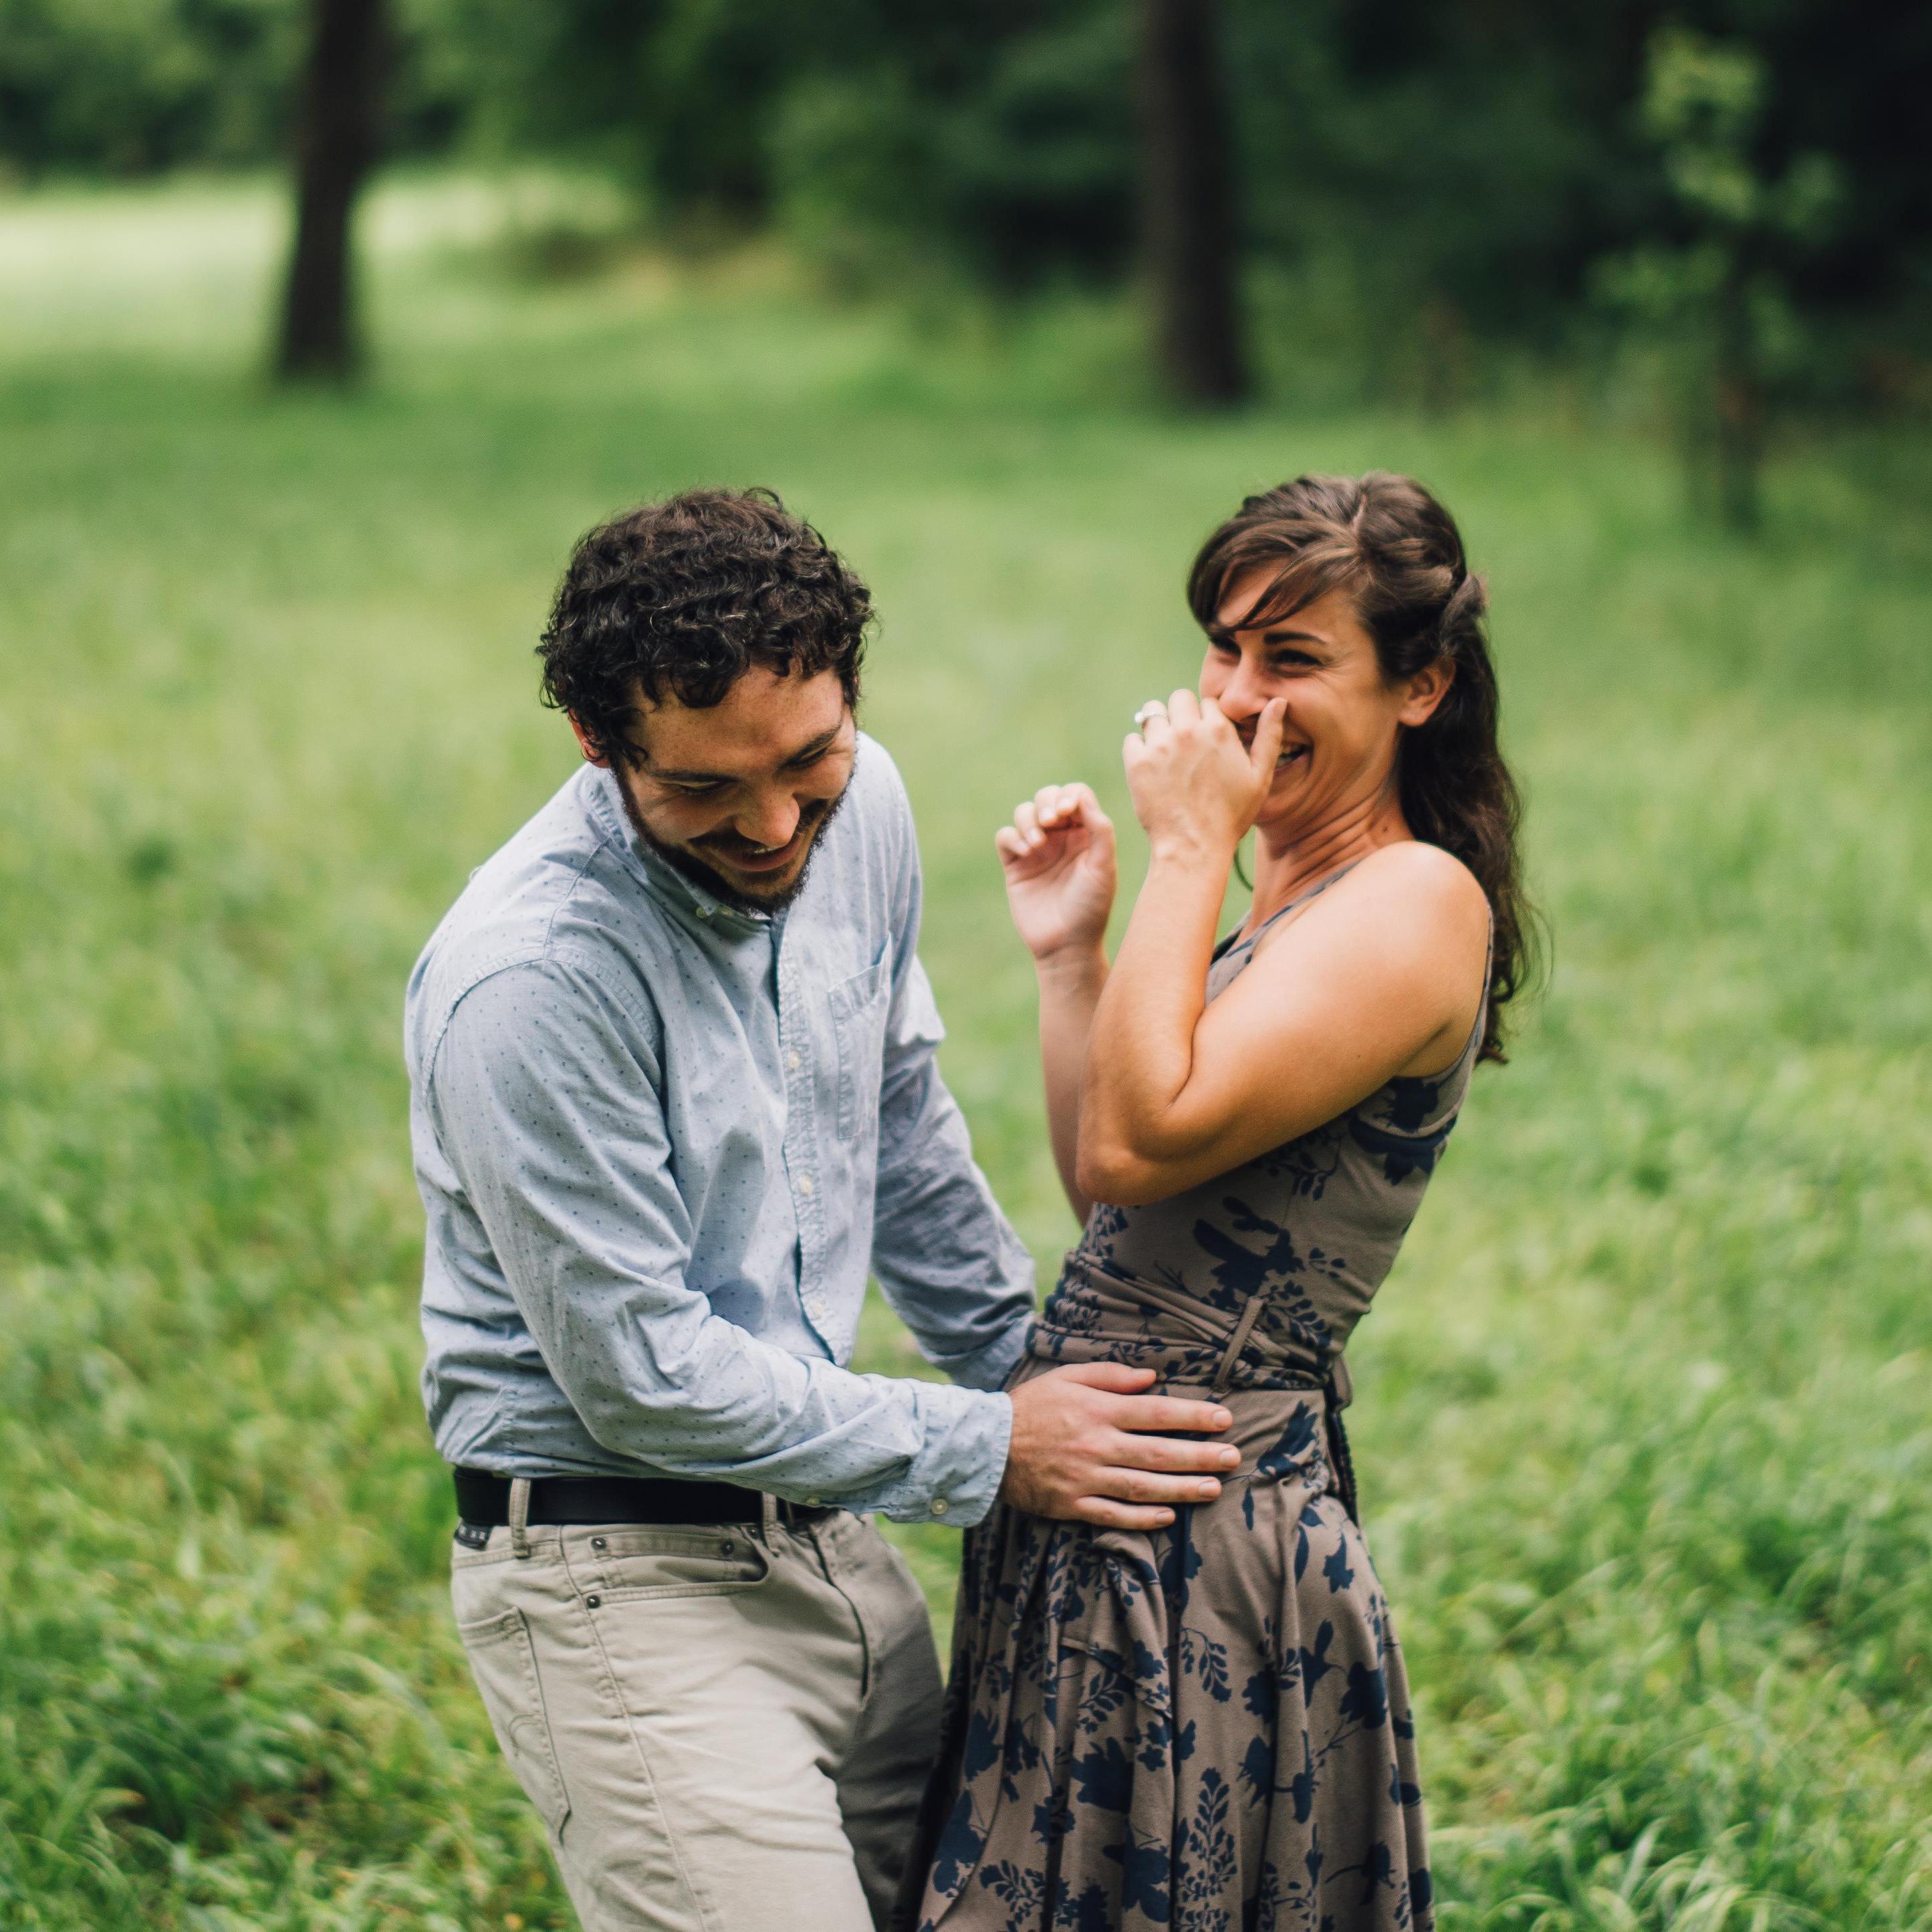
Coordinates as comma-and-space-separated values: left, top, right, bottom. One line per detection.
897, 473, 1531, 1932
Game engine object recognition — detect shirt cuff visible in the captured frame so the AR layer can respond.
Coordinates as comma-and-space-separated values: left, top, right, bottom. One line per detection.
871, 1380, 1013, 1528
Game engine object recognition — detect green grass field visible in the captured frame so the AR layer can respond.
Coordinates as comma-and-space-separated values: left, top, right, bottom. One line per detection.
3, 174, 1929, 1931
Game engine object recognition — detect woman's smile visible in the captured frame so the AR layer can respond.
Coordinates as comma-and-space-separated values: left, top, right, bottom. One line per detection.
1234, 720, 1311, 769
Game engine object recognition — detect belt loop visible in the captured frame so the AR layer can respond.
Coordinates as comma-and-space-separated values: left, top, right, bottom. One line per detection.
760, 1491, 778, 1540
1210, 1292, 1270, 1398
508, 1476, 533, 1559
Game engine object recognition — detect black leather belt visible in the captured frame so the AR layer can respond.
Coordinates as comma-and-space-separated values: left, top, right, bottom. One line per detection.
452, 1466, 833, 1529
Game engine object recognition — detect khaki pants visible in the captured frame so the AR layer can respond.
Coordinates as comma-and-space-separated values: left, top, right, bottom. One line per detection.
451, 1509, 943, 1931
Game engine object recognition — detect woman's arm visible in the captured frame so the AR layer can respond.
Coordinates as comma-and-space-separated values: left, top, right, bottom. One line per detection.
996, 783, 1118, 1220
1034, 944, 1106, 1220
1077, 693, 1489, 1206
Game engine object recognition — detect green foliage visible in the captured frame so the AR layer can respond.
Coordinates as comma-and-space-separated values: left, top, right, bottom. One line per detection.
0, 0, 470, 179
419, 0, 1925, 407
429, 0, 1137, 286
0, 0, 297, 174
2, 174, 1931, 1927
5, 1, 1927, 418
1228, 2, 1615, 350
924, 7, 1137, 290
414, 0, 869, 229
1594, 27, 1845, 528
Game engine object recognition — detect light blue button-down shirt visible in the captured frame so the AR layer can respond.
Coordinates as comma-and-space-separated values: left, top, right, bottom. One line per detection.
406, 736, 1036, 1526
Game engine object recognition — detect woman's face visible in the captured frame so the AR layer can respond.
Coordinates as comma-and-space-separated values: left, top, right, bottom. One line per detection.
1198, 570, 1449, 838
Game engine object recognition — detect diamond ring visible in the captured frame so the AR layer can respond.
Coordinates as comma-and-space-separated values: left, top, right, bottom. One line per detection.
1132, 701, 1166, 727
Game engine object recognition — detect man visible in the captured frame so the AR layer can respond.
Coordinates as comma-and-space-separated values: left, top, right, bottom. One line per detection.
406, 489, 1237, 1931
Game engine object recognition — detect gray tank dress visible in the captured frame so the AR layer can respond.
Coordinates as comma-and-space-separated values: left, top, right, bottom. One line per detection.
897, 866, 1490, 1932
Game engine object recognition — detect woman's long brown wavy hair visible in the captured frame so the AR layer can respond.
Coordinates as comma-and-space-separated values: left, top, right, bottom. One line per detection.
1187, 471, 1536, 1063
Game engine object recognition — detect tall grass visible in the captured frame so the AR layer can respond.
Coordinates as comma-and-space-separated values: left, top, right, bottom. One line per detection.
2, 175, 1928, 1930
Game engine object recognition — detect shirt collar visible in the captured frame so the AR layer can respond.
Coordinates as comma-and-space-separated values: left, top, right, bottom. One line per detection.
583, 764, 771, 935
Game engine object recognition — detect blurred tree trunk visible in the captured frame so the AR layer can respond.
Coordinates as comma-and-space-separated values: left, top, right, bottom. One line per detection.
275, 0, 386, 383
1137, 0, 1249, 408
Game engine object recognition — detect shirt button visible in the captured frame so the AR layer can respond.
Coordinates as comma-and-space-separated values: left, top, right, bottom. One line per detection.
786, 1050, 801, 1072
796, 1174, 814, 1197
695, 906, 711, 920
930, 1497, 950, 1517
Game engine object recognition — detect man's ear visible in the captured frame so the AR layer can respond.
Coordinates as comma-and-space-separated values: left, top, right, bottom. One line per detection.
1397, 656, 1455, 729
568, 714, 612, 768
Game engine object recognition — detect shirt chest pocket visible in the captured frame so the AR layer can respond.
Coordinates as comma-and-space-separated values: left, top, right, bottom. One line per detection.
826, 949, 892, 1144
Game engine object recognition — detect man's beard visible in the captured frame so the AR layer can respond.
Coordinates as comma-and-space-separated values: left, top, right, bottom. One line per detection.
617, 779, 852, 915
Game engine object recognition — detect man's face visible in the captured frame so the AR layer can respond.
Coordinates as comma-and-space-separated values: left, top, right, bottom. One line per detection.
574, 668, 858, 912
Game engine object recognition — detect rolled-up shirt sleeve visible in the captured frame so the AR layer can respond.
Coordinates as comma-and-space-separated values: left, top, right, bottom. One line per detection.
428, 956, 1013, 1524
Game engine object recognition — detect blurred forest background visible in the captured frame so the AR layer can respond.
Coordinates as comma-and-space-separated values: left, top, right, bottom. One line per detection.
5, 0, 1931, 491
3, 3, 1931, 1930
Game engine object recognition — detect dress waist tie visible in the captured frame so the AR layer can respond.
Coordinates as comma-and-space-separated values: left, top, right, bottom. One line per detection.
1040, 1253, 1362, 1524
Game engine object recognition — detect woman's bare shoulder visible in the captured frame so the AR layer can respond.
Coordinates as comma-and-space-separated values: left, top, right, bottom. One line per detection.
1264, 840, 1488, 955
1348, 839, 1489, 921
1233, 841, 1489, 1037
1349, 837, 1481, 886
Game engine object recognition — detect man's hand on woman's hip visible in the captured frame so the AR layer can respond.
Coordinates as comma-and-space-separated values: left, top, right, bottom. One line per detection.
999, 1362, 1239, 1530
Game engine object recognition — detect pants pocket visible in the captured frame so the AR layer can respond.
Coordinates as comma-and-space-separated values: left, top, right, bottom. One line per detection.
565, 1523, 775, 1601
457, 1606, 574, 1840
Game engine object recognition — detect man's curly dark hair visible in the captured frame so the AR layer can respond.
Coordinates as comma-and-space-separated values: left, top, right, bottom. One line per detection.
537, 488, 872, 767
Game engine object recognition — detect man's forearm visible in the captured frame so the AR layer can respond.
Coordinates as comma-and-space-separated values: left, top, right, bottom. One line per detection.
870, 1042, 1038, 1388
512, 1263, 1017, 1524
